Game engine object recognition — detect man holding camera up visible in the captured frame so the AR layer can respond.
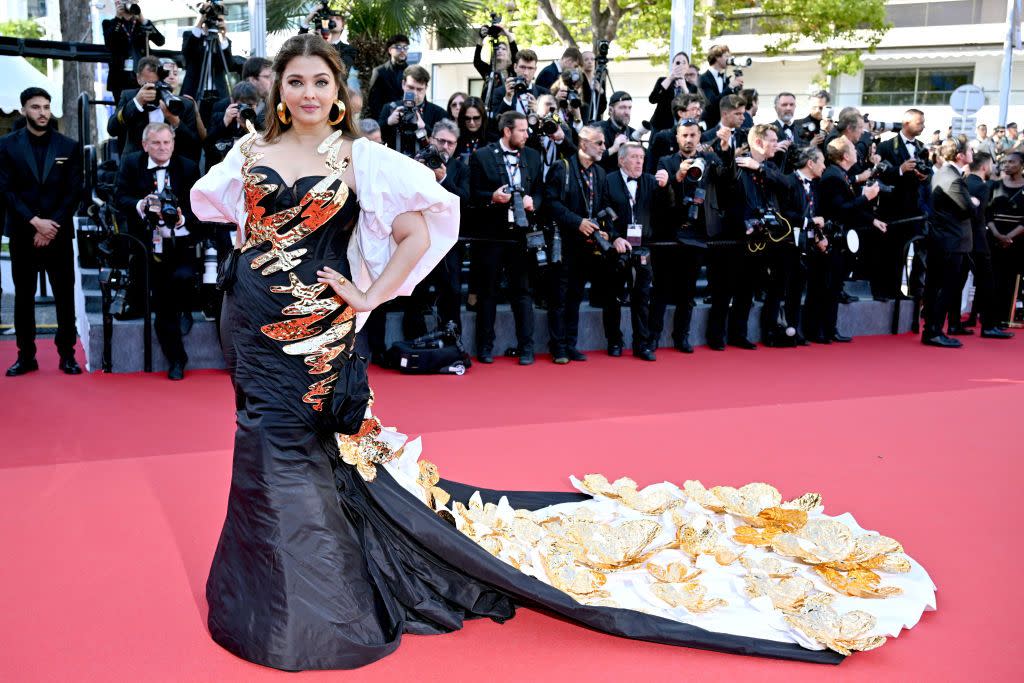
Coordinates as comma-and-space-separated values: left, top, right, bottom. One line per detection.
299, 4, 357, 72
544, 124, 619, 362
598, 92, 636, 172
646, 93, 702, 174
205, 82, 261, 164
108, 56, 200, 162
209, 56, 271, 143
102, 1, 165, 103
378, 65, 447, 157
528, 94, 576, 180
536, 47, 583, 91
495, 49, 550, 116
699, 44, 744, 129
469, 111, 543, 365
652, 119, 733, 353
602, 142, 659, 360
181, 2, 235, 102
701, 94, 748, 153
114, 123, 200, 380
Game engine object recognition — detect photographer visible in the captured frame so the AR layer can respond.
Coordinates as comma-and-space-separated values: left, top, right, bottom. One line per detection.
813, 137, 886, 343
597, 91, 636, 172
921, 138, 975, 348
359, 118, 383, 143
796, 90, 831, 140
367, 34, 410, 119
180, 2, 235, 102
209, 56, 271, 141
528, 94, 577, 181
645, 93, 703, 174
873, 108, 930, 302
299, 4, 357, 72
494, 49, 550, 116
468, 111, 544, 365
770, 92, 801, 172
204, 82, 261, 165
652, 118, 733, 353
113, 122, 200, 380
544, 124, 619, 362
602, 142, 659, 360
700, 94, 747, 153
537, 47, 582, 91
549, 73, 586, 137
648, 51, 699, 132
102, 1, 166, 102
580, 50, 608, 121
378, 65, 447, 157
831, 109, 876, 181
107, 56, 201, 163
699, 44, 743, 129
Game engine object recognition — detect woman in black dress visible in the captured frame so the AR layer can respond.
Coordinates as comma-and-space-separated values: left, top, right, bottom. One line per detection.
192, 35, 935, 672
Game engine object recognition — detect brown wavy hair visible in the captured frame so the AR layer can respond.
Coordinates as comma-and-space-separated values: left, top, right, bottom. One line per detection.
262, 34, 359, 143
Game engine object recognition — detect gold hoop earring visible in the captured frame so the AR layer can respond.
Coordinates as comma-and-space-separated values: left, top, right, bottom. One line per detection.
276, 102, 291, 125
329, 99, 347, 126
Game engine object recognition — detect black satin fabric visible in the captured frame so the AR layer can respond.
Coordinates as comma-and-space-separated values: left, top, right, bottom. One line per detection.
208, 169, 845, 670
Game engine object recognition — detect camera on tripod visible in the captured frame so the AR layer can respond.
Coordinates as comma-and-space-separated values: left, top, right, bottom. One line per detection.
414, 144, 445, 170
596, 40, 610, 64
478, 12, 502, 39
200, 0, 226, 30
312, 1, 339, 36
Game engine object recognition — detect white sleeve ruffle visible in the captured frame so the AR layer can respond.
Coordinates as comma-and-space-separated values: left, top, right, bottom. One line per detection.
189, 132, 253, 229
348, 137, 460, 330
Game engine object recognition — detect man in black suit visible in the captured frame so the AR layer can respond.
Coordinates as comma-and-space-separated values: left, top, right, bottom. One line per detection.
207, 56, 271, 149
602, 142, 659, 360
769, 92, 799, 172
544, 125, 617, 362
699, 44, 743, 129
102, 1, 165, 102
114, 122, 200, 379
0, 88, 83, 376
107, 56, 201, 163
794, 90, 831, 145
922, 139, 975, 348
180, 4, 235, 102
700, 94, 747, 153
874, 108, 930, 301
494, 49, 550, 116
367, 34, 410, 119
536, 47, 582, 91
597, 91, 636, 172
645, 93, 702, 174
378, 65, 448, 157
653, 120, 733, 352
469, 111, 544, 365
298, 7, 358, 72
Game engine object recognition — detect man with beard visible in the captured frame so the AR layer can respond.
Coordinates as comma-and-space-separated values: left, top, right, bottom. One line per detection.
368, 34, 410, 119
597, 91, 636, 172
0, 88, 84, 376
645, 93, 702, 174
769, 92, 798, 172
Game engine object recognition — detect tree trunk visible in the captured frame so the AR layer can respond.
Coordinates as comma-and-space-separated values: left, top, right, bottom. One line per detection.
58, 0, 95, 142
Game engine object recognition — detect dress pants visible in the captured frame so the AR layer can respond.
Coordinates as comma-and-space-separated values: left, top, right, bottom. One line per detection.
151, 242, 195, 365
9, 235, 77, 362
760, 245, 804, 340
921, 245, 964, 339
706, 246, 755, 345
475, 240, 534, 354
803, 246, 845, 340
952, 251, 998, 329
606, 252, 654, 351
651, 245, 702, 347
547, 244, 620, 354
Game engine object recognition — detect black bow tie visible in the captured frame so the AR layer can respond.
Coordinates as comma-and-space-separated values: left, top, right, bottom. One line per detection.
626, 177, 637, 185
151, 165, 168, 171
503, 150, 519, 157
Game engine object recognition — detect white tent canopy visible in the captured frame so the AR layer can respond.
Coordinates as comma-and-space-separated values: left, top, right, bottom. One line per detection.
0, 56, 64, 116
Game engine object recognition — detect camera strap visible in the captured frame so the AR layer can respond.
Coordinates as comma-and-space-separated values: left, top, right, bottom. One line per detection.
575, 161, 597, 219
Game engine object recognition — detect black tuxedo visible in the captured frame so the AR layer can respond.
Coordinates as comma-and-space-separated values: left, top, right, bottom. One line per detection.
597, 119, 636, 172
698, 69, 739, 129
435, 158, 470, 331
701, 124, 748, 154
367, 61, 406, 119
101, 17, 166, 101
494, 83, 551, 116
876, 134, 929, 221
180, 30, 234, 101
923, 164, 973, 337
648, 78, 698, 132
0, 128, 82, 362
535, 61, 562, 91
469, 143, 544, 354
961, 174, 998, 327
205, 98, 266, 163
377, 99, 448, 156
770, 119, 799, 172
645, 128, 678, 174
817, 165, 874, 227
107, 88, 201, 162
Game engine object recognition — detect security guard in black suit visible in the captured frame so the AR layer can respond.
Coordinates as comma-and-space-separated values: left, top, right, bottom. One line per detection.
0, 88, 83, 376
469, 111, 544, 365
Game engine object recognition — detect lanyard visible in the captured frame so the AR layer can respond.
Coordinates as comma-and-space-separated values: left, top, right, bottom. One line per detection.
576, 162, 596, 218
502, 151, 520, 187
624, 176, 637, 223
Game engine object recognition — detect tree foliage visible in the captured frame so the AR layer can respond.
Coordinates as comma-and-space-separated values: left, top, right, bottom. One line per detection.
0, 19, 46, 73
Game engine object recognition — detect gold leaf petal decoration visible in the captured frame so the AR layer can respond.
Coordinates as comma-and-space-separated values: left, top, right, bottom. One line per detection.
650, 581, 727, 613
784, 594, 887, 655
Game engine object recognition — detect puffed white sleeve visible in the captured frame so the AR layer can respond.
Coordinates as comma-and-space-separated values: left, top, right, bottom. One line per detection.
349, 137, 460, 329
189, 132, 253, 229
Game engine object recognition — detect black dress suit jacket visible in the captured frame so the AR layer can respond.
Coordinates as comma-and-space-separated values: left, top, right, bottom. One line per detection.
964, 174, 991, 255
648, 78, 698, 132
544, 156, 606, 250
876, 134, 928, 221
468, 143, 544, 231
646, 128, 678, 174
699, 69, 739, 129
603, 171, 657, 242
816, 165, 873, 228
107, 88, 201, 162
494, 83, 551, 115
0, 129, 82, 241
656, 150, 732, 240
180, 31, 234, 101
535, 61, 562, 91
101, 17, 166, 99
929, 164, 973, 254
700, 124, 748, 153
113, 151, 200, 238
377, 100, 448, 154
367, 61, 406, 119
597, 119, 637, 172
778, 172, 817, 237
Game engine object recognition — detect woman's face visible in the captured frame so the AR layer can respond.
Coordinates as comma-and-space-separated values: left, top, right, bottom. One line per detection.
495, 43, 510, 68
279, 55, 338, 128
555, 85, 568, 102
464, 106, 483, 133
449, 95, 465, 118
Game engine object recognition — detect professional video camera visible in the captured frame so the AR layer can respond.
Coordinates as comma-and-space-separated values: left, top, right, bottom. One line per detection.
311, 1, 339, 36
200, 0, 226, 30
414, 144, 444, 170
596, 40, 610, 65
385, 321, 471, 375
728, 55, 752, 78
478, 12, 503, 39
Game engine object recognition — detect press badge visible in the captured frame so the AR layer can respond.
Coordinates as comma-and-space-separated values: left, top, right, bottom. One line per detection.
124, 58, 134, 72
627, 223, 643, 247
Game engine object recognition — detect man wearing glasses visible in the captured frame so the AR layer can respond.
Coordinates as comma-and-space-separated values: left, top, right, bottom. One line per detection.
368, 34, 410, 119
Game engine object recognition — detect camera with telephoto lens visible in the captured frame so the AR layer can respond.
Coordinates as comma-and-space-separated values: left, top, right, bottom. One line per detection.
478, 12, 502, 39
511, 76, 529, 97
592, 207, 618, 254
913, 149, 934, 176
312, 1, 338, 35
870, 159, 893, 180
144, 64, 184, 116
414, 144, 444, 170
200, 1, 226, 29
399, 90, 419, 130
527, 112, 561, 137
507, 183, 546, 265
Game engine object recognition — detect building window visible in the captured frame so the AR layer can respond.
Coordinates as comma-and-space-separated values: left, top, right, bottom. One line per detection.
862, 67, 975, 106
26, 0, 47, 19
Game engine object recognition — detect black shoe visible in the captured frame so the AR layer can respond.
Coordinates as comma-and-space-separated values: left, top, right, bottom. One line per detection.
674, 339, 694, 354
793, 333, 810, 346
981, 327, 1015, 339
830, 333, 853, 343
708, 340, 726, 351
634, 348, 656, 361
477, 352, 494, 364
180, 312, 194, 336
729, 338, 757, 350
922, 334, 962, 348
59, 357, 83, 375
840, 291, 860, 303
607, 345, 623, 357
947, 326, 974, 336
964, 314, 978, 328
872, 295, 892, 303
5, 358, 38, 377
518, 351, 535, 365
810, 335, 832, 345
167, 361, 186, 380
567, 348, 588, 362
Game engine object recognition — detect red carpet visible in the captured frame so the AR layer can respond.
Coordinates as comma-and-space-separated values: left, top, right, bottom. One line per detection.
1, 334, 1021, 681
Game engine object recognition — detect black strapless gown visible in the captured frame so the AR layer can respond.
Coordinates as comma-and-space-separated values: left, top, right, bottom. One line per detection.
207, 164, 847, 671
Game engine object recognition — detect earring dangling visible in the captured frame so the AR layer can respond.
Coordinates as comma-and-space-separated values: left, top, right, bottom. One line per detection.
276, 102, 291, 125
329, 99, 347, 126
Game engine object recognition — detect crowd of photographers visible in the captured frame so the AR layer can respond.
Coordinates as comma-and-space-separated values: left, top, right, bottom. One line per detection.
2, 4, 1021, 380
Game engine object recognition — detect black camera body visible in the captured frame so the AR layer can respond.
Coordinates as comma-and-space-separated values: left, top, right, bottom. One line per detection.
528, 112, 561, 137
144, 64, 185, 116
147, 187, 180, 229
511, 77, 529, 97
868, 179, 894, 194
567, 91, 582, 110
592, 207, 618, 254
398, 91, 419, 130
479, 12, 502, 39
508, 183, 547, 265
797, 120, 819, 142
237, 102, 257, 125
596, 40, 610, 64
414, 144, 445, 170
201, 1, 226, 29
312, 1, 338, 35
870, 159, 894, 179
745, 211, 784, 238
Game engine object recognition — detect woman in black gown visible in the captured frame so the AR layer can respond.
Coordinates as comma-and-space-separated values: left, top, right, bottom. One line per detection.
192, 35, 934, 671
